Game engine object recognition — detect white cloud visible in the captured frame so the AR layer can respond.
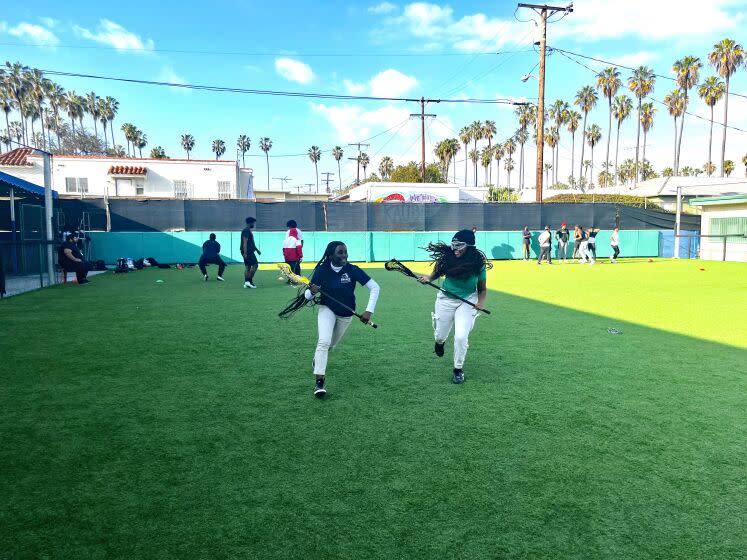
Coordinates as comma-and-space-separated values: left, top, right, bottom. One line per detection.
344, 79, 366, 95
368, 2, 398, 14
74, 19, 154, 52
275, 58, 314, 84
558, 0, 743, 41
39, 17, 57, 29
602, 51, 659, 68
370, 69, 418, 97
6, 22, 59, 46
311, 103, 414, 143
157, 67, 189, 93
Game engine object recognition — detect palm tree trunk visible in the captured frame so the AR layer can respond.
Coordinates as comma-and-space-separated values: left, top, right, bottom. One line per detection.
315, 162, 319, 193
591, 146, 595, 186
338, 161, 342, 191
579, 113, 588, 182
720, 77, 730, 178
642, 130, 648, 173
707, 105, 714, 176
507, 167, 511, 189
242, 152, 246, 167
110, 121, 115, 151
614, 122, 621, 187
265, 154, 270, 189
93, 119, 98, 140
606, 97, 613, 179
519, 144, 524, 189
634, 97, 642, 182
676, 94, 687, 173
463, 143, 468, 187
496, 161, 500, 188
672, 116, 678, 172
571, 131, 576, 184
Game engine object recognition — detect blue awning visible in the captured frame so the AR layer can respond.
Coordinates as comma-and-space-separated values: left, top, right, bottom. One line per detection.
0, 170, 58, 199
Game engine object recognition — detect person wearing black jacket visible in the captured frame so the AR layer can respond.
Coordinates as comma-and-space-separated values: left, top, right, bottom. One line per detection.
198, 233, 226, 281
241, 217, 261, 288
58, 232, 90, 284
555, 222, 570, 262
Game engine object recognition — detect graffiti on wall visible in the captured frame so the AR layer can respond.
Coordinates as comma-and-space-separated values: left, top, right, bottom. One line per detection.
374, 191, 449, 203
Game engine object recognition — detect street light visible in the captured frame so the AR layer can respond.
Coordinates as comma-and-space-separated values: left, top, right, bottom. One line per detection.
520, 73, 538, 82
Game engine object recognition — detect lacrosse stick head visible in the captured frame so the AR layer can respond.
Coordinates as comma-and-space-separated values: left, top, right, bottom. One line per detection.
384, 259, 418, 278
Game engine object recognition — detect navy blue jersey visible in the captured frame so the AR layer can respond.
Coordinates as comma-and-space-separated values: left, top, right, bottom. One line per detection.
202, 239, 221, 257
311, 262, 371, 317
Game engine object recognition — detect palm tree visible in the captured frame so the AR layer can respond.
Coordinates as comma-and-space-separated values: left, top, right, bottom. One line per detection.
566, 110, 581, 182
237, 134, 251, 167
85, 91, 100, 139
97, 97, 109, 150
480, 148, 492, 186
709, 39, 744, 177
515, 104, 535, 188
723, 159, 734, 177
150, 146, 166, 159
544, 127, 559, 186
434, 140, 449, 179
493, 144, 504, 187
1, 87, 14, 148
482, 120, 496, 184
308, 145, 322, 191
504, 158, 515, 189
27, 69, 47, 149
574, 85, 598, 183
458, 126, 471, 187
469, 120, 483, 186
548, 100, 568, 184
212, 139, 226, 160
585, 124, 602, 186
468, 149, 479, 186
639, 102, 656, 168
332, 146, 344, 189
672, 56, 703, 173
514, 128, 529, 188
4, 62, 29, 143
181, 134, 195, 159
611, 95, 633, 185
379, 155, 394, 180
104, 96, 119, 150
596, 67, 622, 181
64, 90, 82, 147
121, 122, 136, 157
628, 66, 655, 183
135, 130, 147, 158
698, 76, 726, 177
45, 82, 65, 149
663, 89, 685, 173
359, 152, 370, 182
259, 137, 272, 189
742, 154, 747, 177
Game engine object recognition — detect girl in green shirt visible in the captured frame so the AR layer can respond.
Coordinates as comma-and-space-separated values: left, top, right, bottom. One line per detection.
418, 229, 492, 384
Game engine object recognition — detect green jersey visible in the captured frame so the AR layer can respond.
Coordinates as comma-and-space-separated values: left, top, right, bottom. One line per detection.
442, 266, 486, 300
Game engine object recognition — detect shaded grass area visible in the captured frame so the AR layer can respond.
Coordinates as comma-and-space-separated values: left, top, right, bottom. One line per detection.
1, 260, 746, 559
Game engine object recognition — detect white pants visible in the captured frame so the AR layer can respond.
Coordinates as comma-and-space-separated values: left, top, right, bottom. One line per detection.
432, 292, 478, 369
313, 305, 353, 376
578, 241, 590, 262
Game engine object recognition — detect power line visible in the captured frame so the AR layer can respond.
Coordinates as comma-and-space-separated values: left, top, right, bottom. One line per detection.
39, 68, 529, 105
551, 46, 747, 101
0, 41, 534, 58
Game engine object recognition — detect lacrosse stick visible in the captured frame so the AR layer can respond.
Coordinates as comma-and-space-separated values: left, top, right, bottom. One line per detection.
311, 287, 378, 329
277, 263, 310, 286
384, 259, 491, 314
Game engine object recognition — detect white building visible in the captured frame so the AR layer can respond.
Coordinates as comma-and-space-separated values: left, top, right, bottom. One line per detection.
689, 195, 747, 262
336, 182, 489, 203
0, 148, 254, 199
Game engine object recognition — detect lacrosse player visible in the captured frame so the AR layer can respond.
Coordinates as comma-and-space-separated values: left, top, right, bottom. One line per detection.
279, 241, 379, 399
418, 229, 491, 384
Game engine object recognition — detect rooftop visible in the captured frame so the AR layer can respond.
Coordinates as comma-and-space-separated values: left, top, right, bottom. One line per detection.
0, 148, 33, 167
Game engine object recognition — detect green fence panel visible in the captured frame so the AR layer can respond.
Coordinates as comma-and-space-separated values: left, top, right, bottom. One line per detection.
388, 232, 416, 261
89, 232, 144, 262
637, 230, 659, 256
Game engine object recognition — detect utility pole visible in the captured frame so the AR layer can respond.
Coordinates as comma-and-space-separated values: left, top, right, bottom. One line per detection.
272, 176, 292, 190
409, 97, 438, 182
321, 172, 334, 194
517, 2, 573, 202
347, 142, 369, 186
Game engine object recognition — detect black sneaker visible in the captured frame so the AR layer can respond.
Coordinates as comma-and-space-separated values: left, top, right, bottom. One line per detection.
204, 274, 209, 281
434, 341, 445, 357
314, 377, 326, 399
453, 368, 465, 384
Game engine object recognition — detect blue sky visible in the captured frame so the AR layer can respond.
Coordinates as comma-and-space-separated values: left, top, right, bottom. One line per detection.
2, 0, 747, 191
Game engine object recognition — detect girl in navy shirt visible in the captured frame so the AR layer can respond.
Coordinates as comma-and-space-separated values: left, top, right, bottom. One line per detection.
279, 241, 379, 398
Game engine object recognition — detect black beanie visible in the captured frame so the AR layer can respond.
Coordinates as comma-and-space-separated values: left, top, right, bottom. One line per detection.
453, 229, 476, 245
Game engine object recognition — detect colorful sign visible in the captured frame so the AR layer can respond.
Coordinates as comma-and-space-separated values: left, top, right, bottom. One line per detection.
373, 191, 449, 203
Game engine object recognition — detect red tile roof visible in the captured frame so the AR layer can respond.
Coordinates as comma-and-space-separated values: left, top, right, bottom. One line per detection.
108, 165, 147, 175
0, 148, 33, 166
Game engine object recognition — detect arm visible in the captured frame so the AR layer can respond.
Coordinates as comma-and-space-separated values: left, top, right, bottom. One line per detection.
64, 248, 82, 263
240, 235, 247, 256
359, 278, 380, 323
418, 267, 442, 283
475, 279, 487, 310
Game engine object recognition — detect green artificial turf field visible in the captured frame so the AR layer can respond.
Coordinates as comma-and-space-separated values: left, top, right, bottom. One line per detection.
1, 258, 746, 559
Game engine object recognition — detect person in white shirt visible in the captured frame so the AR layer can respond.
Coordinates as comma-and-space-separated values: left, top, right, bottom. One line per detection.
610, 227, 620, 263
537, 226, 552, 265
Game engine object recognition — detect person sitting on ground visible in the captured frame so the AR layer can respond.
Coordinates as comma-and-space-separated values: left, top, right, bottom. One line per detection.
198, 233, 226, 281
58, 232, 90, 285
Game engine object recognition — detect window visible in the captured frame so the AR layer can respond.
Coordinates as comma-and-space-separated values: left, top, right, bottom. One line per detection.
65, 177, 88, 193
710, 217, 747, 244
217, 181, 232, 199
136, 186, 145, 195
173, 180, 193, 199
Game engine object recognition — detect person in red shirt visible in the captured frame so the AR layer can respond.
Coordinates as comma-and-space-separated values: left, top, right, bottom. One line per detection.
282, 227, 303, 277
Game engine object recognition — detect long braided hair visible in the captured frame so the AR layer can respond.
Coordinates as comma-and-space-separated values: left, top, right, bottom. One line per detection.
426, 229, 492, 280
278, 241, 345, 319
